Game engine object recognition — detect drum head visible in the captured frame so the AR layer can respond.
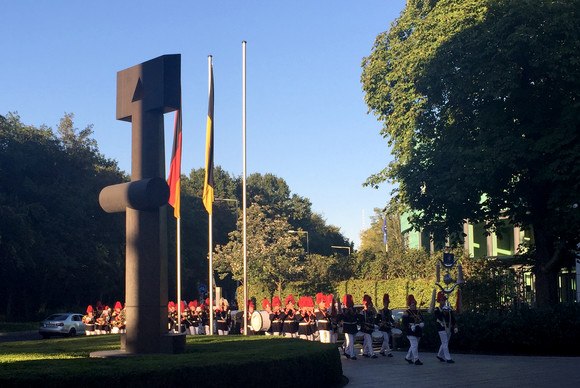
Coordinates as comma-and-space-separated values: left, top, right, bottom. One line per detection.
250, 311, 263, 332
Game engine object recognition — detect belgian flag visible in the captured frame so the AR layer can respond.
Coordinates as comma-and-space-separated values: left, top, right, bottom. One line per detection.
168, 108, 182, 218
203, 61, 214, 215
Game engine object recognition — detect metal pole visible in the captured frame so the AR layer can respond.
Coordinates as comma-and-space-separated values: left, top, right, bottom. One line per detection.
177, 217, 181, 333
242, 41, 248, 335
208, 55, 214, 335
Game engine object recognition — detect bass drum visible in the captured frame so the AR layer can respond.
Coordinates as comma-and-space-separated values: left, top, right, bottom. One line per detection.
250, 310, 271, 332
371, 330, 383, 342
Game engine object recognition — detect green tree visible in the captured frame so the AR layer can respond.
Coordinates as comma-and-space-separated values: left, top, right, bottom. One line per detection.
213, 203, 305, 299
361, 0, 580, 307
0, 113, 125, 319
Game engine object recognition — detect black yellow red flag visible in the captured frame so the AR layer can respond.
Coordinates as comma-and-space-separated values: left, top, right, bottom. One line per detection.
168, 108, 182, 218
203, 62, 214, 215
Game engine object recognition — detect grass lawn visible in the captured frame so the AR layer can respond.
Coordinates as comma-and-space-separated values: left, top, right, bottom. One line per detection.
0, 335, 344, 387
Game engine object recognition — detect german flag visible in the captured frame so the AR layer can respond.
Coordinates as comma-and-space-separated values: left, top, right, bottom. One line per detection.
168, 108, 182, 218
203, 61, 214, 215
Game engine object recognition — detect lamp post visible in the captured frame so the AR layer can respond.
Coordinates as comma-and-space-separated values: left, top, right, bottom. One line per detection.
331, 245, 351, 255
289, 230, 309, 254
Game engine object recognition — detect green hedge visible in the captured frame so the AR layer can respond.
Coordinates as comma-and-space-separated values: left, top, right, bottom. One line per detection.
240, 278, 458, 309
0, 336, 343, 387
398, 304, 580, 356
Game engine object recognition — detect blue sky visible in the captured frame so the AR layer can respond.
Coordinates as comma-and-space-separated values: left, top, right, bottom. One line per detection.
1, 0, 405, 248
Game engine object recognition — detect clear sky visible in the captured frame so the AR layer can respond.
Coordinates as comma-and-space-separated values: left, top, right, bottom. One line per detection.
1, 0, 405, 249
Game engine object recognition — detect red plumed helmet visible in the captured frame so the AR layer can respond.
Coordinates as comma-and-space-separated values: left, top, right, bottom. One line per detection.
247, 300, 254, 309
298, 296, 305, 308
272, 296, 282, 307
383, 293, 390, 305
343, 294, 354, 308
86, 305, 94, 314
262, 298, 271, 309
316, 292, 325, 305
308, 296, 314, 307
188, 301, 196, 309
285, 294, 295, 306
407, 294, 417, 306
114, 301, 123, 311
205, 298, 210, 306
437, 291, 446, 303
168, 301, 175, 310
326, 294, 333, 306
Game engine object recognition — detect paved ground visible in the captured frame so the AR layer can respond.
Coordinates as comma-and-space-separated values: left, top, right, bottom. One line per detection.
341, 348, 580, 387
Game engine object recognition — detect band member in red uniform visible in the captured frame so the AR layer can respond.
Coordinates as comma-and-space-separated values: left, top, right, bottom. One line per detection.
269, 296, 284, 336
434, 291, 458, 363
281, 294, 298, 338
337, 294, 359, 360
376, 293, 395, 357
315, 293, 332, 343
188, 300, 201, 335
360, 295, 378, 358
83, 305, 96, 336
403, 294, 425, 365
245, 300, 256, 335
111, 301, 126, 334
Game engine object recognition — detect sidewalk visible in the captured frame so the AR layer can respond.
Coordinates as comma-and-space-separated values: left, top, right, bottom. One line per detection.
340, 349, 580, 387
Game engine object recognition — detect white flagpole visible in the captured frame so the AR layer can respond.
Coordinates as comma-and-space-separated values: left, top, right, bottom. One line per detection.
177, 217, 182, 333
208, 55, 214, 335
242, 41, 248, 335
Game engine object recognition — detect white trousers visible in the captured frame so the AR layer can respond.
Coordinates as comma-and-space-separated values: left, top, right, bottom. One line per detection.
380, 331, 391, 353
344, 333, 356, 357
218, 329, 229, 336
362, 333, 375, 356
438, 330, 451, 360
319, 329, 331, 343
406, 335, 421, 361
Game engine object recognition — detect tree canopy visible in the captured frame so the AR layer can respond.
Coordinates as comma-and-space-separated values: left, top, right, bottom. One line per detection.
0, 113, 126, 319
361, 0, 580, 306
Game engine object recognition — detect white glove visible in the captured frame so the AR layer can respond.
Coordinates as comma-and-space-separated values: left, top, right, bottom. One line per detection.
419, 322, 424, 328
411, 324, 416, 332
454, 327, 458, 334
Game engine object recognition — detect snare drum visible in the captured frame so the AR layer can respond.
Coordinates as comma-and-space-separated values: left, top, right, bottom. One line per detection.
85, 324, 95, 335
372, 330, 383, 341
250, 310, 271, 332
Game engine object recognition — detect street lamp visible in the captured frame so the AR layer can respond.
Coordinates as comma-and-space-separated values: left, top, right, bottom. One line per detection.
331, 245, 351, 255
289, 230, 309, 254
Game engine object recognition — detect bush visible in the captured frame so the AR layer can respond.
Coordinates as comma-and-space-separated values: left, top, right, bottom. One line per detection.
447, 304, 580, 355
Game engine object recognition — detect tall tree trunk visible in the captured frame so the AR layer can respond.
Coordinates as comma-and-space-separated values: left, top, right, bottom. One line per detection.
533, 224, 560, 308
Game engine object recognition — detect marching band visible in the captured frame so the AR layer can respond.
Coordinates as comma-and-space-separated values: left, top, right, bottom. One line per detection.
81, 292, 459, 364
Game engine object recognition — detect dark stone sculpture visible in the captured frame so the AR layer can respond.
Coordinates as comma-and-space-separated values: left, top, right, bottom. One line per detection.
98, 54, 184, 355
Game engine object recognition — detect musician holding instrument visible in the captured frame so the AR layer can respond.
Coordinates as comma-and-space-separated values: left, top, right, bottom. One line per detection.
269, 296, 284, 336
360, 295, 378, 358
216, 297, 231, 335
315, 293, 332, 343
376, 293, 395, 357
403, 294, 424, 365
434, 291, 458, 363
281, 294, 298, 338
337, 294, 359, 360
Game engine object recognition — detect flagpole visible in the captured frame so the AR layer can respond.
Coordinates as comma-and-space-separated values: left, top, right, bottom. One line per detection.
177, 216, 181, 333
242, 41, 248, 335
208, 55, 214, 336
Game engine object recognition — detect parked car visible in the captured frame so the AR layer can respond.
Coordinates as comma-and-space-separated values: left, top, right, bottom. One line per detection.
39, 313, 85, 338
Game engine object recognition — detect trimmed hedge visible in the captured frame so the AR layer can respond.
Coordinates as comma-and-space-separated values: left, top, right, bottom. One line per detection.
401, 303, 580, 356
0, 336, 343, 387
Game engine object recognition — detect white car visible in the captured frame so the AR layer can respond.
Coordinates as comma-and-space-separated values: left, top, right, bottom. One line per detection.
39, 313, 85, 338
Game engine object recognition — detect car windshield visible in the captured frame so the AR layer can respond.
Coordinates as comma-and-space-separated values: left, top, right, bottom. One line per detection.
45, 314, 69, 321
